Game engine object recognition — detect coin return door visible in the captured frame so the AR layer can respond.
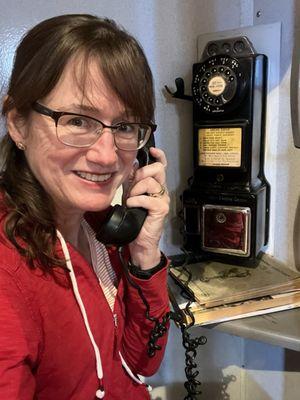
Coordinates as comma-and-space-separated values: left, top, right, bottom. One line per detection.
202, 205, 251, 256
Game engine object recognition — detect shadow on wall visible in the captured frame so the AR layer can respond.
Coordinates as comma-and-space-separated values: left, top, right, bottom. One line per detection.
284, 348, 300, 372
201, 374, 238, 400
150, 373, 239, 400
292, 2, 300, 269
162, 86, 193, 248
283, 348, 300, 399
150, 376, 237, 400
203, 373, 274, 400
150, 382, 186, 400
220, 374, 237, 400
293, 196, 300, 270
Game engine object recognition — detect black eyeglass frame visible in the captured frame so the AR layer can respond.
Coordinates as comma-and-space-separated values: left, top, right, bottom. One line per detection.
31, 102, 157, 150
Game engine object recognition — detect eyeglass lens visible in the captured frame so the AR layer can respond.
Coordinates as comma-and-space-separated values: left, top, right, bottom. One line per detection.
56, 114, 151, 150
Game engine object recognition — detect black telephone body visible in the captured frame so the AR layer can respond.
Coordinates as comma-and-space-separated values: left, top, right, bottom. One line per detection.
175, 36, 270, 266
96, 134, 155, 247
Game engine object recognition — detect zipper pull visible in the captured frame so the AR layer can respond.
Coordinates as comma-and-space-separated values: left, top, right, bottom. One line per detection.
113, 313, 118, 327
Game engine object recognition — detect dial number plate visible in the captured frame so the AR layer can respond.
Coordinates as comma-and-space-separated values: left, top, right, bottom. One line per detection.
192, 55, 246, 114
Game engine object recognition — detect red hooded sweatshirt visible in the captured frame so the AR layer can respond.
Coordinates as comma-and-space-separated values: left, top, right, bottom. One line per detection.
0, 211, 170, 399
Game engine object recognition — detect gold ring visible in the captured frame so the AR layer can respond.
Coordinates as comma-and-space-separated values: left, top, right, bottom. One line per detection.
148, 184, 166, 198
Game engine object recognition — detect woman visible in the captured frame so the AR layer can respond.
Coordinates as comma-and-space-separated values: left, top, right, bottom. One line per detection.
0, 14, 170, 400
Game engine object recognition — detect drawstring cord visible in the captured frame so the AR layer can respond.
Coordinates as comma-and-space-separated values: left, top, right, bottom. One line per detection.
56, 230, 105, 399
56, 229, 148, 398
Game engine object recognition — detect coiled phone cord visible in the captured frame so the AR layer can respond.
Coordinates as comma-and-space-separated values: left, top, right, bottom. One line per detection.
118, 248, 207, 399
181, 302, 207, 399
168, 281, 207, 400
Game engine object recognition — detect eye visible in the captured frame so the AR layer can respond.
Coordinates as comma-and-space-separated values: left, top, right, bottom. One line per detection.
59, 114, 98, 132
67, 116, 89, 128
116, 123, 135, 133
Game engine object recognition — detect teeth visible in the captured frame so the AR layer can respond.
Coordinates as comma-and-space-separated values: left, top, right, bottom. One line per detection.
76, 171, 112, 182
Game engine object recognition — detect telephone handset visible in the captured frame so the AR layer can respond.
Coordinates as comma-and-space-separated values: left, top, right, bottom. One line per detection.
96, 134, 155, 246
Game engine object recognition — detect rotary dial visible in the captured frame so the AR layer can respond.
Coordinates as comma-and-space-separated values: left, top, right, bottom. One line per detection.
192, 55, 247, 114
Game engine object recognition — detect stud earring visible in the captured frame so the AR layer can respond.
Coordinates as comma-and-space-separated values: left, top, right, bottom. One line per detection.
16, 142, 26, 151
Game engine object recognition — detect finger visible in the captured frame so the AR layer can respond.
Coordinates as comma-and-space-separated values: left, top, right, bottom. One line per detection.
126, 191, 170, 215
134, 161, 166, 188
149, 147, 167, 167
129, 176, 167, 197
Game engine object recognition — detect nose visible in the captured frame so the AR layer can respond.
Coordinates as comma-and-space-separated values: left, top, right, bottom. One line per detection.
86, 128, 118, 166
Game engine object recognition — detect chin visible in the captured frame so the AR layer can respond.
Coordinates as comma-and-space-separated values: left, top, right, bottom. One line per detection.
77, 198, 113, 213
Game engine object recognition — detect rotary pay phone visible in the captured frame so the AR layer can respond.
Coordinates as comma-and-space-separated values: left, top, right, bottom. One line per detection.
167, 36, 270, 265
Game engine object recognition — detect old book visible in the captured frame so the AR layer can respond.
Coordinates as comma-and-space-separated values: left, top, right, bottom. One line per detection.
180, 291, 300, 326
170, 253, 300, 308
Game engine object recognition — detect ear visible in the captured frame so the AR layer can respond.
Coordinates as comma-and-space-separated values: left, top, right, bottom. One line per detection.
6, 107, 28, 145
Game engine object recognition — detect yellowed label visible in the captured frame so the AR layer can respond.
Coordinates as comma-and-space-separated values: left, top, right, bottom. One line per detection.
198, 127, 242, 167
207, 76, 226, 96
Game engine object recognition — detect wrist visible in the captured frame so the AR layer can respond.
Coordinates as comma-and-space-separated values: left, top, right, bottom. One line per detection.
128, 252, 167, 279
129, 247, 161, 270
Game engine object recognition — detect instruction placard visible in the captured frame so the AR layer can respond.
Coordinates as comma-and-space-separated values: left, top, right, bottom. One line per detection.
198, 127, 242, 167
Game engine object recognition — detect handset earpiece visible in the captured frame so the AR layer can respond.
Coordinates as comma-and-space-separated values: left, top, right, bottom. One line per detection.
96, 135, 155, 246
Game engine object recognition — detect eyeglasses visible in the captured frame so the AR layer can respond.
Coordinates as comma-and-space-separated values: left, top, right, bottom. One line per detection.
32, 102, 157, 151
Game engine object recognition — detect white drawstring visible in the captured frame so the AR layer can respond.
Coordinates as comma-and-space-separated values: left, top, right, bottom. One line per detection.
56, 229, 150, 397
119, 352, 152, 391
56, 229, 105, 399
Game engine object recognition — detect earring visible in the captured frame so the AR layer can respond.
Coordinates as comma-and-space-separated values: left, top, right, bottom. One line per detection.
16, 142, 26, 151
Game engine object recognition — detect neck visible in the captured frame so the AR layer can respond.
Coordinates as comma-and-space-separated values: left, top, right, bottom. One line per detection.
56, 213, 83, 248
56, 213, 92, 264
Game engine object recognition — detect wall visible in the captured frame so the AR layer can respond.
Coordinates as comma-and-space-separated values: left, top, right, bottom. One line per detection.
252, 0, 300, 270
0, 1, 299, 399
150, 0, 300, 399
150, 1, 300, 399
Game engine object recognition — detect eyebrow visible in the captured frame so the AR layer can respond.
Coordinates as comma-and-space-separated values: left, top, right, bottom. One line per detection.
63, 103, 102, 114
61, 103, 131, 121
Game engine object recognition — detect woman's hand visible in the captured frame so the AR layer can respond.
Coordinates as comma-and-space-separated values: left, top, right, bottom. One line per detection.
122, 147, 169, 269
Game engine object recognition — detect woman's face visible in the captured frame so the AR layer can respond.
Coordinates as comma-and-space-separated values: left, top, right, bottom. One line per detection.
14, 57, 137, 221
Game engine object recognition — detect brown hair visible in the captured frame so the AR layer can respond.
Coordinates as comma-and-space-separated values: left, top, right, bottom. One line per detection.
0, 14, 155, 271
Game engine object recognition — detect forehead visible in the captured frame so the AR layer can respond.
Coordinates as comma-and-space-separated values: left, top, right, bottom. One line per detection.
42, 55, 126, 115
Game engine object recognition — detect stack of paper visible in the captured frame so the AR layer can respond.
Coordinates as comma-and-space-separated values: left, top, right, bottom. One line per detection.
169, 254, 300, 325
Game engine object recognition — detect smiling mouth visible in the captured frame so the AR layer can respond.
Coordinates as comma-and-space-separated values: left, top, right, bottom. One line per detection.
75, 171, 112, 183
